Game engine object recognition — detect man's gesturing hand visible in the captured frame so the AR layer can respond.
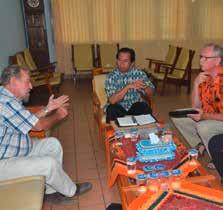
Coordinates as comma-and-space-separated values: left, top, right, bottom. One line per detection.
194, 72, 210, 86
46, 94, 70, 112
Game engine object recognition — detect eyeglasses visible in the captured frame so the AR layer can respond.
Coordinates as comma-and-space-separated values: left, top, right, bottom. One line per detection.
199, 55, 219, 60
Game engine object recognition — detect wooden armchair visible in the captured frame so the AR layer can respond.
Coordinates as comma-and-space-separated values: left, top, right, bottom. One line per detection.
71, 44, 96, 80
92, 72, 108, 141
9, 53, 60, 95
145, 45, 181, 75
151, 47, 195, 95
0, 176, 45, 210
92, 69, 155, 140
23, 48, 63, 84
96, 43, 119, 73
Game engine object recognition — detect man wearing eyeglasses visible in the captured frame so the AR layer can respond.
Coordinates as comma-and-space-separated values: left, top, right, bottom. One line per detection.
171, 43, 223, 169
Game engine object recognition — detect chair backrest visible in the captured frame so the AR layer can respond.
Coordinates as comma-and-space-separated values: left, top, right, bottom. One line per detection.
15, 53, 27, 67
97, 43, 119, 69
92, 74, 107, 108
172, 48, 195, 79
71, 44, 95, 71
23, 48, 37, 70
0, 176, 44, 210
165, 45, 178, 65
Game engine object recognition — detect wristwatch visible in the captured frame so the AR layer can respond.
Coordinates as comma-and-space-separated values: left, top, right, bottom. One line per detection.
43, 106, 49, 114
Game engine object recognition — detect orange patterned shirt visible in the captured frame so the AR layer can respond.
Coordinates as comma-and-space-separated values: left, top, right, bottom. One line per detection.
199, 67, 223, 113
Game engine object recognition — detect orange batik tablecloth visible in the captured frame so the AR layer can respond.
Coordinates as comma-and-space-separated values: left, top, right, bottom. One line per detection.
105, 125, 223, 210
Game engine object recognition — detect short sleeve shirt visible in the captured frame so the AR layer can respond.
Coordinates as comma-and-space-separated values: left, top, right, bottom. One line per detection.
0, 87, 39, 159
105, 68, 154, 111
199, 71, 223, 113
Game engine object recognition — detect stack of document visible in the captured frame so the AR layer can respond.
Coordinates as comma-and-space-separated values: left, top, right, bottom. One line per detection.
117, 114, 156, 127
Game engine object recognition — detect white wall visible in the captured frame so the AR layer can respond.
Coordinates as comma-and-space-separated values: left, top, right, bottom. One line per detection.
0, 0, 26, 71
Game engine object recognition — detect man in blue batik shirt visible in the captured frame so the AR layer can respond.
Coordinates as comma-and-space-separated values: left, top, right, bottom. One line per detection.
0, 65, 92, 204
105, 47, 154, 123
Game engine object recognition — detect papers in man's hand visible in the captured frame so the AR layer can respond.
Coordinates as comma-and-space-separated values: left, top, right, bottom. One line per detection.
117, 114, 156, 127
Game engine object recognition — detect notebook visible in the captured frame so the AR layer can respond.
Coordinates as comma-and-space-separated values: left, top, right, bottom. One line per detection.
169, 108, 199, 118
117, 114, 156, 127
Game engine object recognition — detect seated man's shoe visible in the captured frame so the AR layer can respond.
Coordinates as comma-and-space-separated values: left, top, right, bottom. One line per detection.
74, 182, 92, 196
44, 192, 77, 205
44, 182, 92, 205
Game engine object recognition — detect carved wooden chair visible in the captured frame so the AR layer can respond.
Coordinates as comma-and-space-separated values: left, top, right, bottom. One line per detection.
9, 53, 58, 95
23, 48, 62, 83
92, 68, 155, 141
151, 47, 195, 95
145, 45, 181, 75
92, 71, 108, 141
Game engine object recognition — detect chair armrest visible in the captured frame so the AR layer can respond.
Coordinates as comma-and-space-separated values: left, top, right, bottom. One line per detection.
34, 62, 57, 73
146, 58, 164, 63
171, 67, 187, 71
92, 92, 102, 108
92, 68, 104, 76
39, 62, 57, 69
146, 58, 166, 69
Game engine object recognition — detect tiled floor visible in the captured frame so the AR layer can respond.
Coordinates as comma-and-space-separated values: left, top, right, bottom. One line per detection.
42, 77, 221, 210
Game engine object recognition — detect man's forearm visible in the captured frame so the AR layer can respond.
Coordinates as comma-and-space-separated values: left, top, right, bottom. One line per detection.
203, 113, 223, 121
144, 87, 153, 97
33, 112, 64, 131
192, 84, 201, 108
109, 86, 129, 104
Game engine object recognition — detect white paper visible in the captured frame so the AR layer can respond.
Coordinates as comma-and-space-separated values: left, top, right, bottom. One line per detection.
134, 114, 156, 125
117, 114, 156, 127
117, 116, 137, 126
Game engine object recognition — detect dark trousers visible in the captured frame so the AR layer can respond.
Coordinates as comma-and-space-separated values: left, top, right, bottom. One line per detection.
208, 134, 223, 177
106, 101, 152, 123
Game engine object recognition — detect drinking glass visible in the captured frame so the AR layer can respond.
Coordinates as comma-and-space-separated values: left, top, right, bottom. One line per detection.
147, 172, 159, 193
188, 148, 198, 166
136, 173, 147, 193
159, 170, 171, 191
171, 169, 182, 190
162, 123, 173, 142
130, 128, 139, 142
126, 157, 136, 174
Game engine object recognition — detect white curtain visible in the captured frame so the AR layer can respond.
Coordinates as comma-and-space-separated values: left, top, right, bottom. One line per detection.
51, 0, 223, 74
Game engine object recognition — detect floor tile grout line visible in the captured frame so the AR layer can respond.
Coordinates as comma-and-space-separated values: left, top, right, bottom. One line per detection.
84, 100, 107, 208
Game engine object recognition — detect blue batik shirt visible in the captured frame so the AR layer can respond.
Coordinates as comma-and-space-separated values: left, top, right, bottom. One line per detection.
0, 87, 39, 159
105, 68, 154, 111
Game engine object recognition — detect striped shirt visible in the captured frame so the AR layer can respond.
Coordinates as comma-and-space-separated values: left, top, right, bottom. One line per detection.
105, 68, 154, 111
0, 87, 39, 159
